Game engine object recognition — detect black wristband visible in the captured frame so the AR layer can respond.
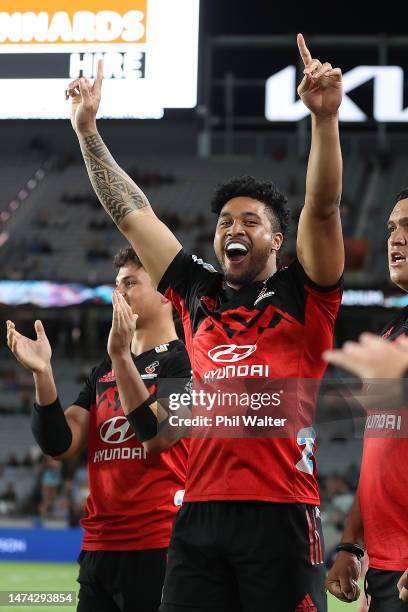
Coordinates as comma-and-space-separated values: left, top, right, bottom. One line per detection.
126, 395, 158, 442
336, 543, 365, 560
31, 398, 72, 457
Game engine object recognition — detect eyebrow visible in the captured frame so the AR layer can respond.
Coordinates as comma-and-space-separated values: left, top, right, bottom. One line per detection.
115, 275, 136, 285
388, 216, 408, 226
219, 211, 262, 219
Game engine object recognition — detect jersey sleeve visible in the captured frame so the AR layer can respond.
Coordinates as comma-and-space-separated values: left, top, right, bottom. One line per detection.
285, 259, 342, 379
290, 258, 343, 294
288, 258, 343, 325
157, 249, 220, 315
72, 366, 98, 411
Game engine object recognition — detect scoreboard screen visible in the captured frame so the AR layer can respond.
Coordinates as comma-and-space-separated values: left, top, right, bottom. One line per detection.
0, 0, 199, 118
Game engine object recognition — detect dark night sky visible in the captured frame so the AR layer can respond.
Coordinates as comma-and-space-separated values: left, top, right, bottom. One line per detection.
201, 1, 403, 36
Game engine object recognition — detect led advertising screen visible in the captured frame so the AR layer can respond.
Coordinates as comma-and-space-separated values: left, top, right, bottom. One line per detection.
0, 0, 199, 118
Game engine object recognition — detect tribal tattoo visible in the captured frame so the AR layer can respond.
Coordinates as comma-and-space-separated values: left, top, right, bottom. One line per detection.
80, 133, 150, 225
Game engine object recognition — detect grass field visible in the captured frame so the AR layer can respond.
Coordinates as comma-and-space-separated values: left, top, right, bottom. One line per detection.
0, 563, 77, 612
0, 562, 359, 611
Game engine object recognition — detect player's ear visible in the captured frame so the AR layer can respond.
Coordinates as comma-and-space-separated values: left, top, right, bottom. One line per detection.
272, 232, 284, 251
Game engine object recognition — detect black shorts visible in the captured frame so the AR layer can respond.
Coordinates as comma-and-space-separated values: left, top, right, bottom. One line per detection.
160, 501, 326, 612
366, 568, 408, 612
77, 548, 167, 612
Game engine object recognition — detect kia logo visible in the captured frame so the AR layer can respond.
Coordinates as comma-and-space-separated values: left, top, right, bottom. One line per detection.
266, 65, 408, 123
208, 344, 257, 363
99, 417, 135, 444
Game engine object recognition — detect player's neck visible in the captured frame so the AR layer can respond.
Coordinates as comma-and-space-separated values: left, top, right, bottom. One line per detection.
255, 260, 278, 284
130, 320, 178, 356
227, 261, 277, 291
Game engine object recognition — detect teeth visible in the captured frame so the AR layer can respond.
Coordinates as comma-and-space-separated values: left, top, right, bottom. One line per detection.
226, 242, 248, 253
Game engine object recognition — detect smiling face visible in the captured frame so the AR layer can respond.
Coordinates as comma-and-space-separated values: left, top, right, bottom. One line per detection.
388, 198, 408, 291
213, 197, 283, 288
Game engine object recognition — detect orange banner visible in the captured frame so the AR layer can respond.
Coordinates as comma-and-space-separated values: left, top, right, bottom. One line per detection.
0, 0, 147, 44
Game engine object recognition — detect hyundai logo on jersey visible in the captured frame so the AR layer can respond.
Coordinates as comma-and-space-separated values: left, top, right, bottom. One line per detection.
208, 344, 257, 363
99, 417, 135, 444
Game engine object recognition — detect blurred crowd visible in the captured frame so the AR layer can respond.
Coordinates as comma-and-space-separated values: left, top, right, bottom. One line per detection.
0, 365, 35, 415
0, 450, 88, 527
0, 441, 359, 561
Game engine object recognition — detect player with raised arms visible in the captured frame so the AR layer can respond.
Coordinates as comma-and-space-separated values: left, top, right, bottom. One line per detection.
66, 34, 344, 612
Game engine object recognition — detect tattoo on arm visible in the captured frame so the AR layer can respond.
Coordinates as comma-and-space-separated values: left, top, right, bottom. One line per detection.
80, 133, 150, 225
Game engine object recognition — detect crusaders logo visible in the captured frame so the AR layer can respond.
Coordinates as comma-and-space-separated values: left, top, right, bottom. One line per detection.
145, 360, 159, 375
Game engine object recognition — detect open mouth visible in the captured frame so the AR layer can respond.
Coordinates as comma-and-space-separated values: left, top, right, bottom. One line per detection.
225, 242, 249, 263
391, 253, 406, 265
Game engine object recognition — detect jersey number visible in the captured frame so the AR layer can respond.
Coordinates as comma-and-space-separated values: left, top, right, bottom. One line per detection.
296, 427, 316, 475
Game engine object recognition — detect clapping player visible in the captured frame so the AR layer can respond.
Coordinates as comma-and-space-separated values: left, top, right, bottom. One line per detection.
7, 247, 190, 612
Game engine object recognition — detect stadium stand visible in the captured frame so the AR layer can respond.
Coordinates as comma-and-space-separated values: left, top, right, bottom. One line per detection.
0, 153, 365, 283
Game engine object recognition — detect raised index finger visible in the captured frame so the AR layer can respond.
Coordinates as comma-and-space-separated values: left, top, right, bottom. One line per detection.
297, 33, 312, 67
93, 59, 103, 92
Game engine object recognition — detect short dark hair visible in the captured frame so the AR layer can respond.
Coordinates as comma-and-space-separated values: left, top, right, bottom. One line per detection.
393, 189, 408, 206
113, 246, 142, 271
210, 175, 290, 236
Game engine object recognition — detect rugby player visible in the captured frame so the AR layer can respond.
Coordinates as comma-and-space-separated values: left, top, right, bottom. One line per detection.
67, 34, 344, 612
325, 190, 408, 611
7, 247, 190, 612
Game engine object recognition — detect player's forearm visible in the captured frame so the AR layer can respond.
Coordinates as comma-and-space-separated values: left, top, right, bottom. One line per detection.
110, 353, 151, 416
33, 365, 58, 406
31, 368, 73, 457
305, 114, 342, 215
112, 353, 182, 452
78, 130, 151, 228
341, 494, 364, 546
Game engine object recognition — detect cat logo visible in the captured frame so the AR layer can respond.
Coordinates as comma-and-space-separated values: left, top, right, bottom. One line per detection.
155, 344, 169, 353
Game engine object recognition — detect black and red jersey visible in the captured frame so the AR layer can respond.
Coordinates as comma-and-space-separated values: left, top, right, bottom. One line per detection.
158, 250, 342, 504
358, 310, 408, 571
73, 339, 190, 551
